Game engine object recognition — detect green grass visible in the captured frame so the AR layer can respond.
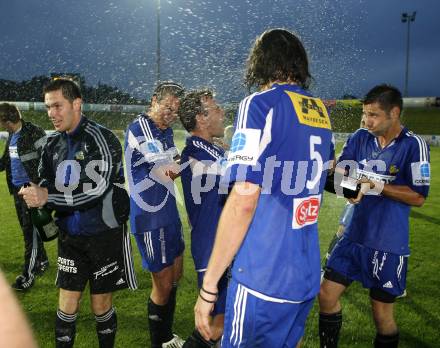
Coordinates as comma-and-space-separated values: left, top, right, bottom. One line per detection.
17, 106, 440, 135
0, 133, 439, 347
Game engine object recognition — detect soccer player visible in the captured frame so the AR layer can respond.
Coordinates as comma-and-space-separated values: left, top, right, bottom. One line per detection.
20, 78, 137, 348
194, 28, 334, 347
0, 102, 49, 291
125, 81, 185, 348
319, 84, 430, 348
179, 90, 228, 348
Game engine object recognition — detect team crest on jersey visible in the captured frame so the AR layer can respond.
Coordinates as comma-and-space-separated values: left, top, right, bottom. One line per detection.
285, 91, 331, 130
389, 165, 399, 175
411, 161, 430, 186
227, 129, 261, 166
292, 195, 321, 229
74, 151, 85, 160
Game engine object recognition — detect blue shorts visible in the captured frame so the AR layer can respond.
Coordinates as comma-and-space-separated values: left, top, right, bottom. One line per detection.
221, 278, 314, 348
197, 270, 229, 316
133, 221, 185, 272
326, 237, 407, 298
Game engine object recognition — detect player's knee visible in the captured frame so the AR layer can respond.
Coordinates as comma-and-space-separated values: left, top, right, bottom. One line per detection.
318, 286, 338, 311
91, 294, 113, 315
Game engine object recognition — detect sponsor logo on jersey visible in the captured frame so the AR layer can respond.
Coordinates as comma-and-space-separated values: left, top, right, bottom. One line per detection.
292, 195, 321, 229
411, 161, 430, 186
230, 132, 246, 152
285, 91, 331, 130
147, 141, 160, 153
227, 128, 261, 166
9, 145, 19, 158
357, 169, 396, 184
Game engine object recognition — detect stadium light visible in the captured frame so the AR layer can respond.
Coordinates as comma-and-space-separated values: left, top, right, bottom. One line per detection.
156, 0, 161, 83
401, 11, 416, 97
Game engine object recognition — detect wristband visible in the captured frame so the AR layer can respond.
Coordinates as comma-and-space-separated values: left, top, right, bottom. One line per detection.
198, 293, 217, 304
201, 286, 218, 296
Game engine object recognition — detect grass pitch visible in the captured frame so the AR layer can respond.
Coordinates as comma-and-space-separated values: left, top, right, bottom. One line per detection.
0, 133, 438, 347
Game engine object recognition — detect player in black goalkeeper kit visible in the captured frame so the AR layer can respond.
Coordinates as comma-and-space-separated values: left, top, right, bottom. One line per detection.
20, 79, 137, 348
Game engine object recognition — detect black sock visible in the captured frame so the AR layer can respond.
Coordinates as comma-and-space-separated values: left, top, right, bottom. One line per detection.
55, 309, 77, 348
148, 298, 174, 347
319, 311, 342, 348
182, 329, 217, 348
165, 283, 178, 334
95, 307, 117, 348
374, 332, 399, 348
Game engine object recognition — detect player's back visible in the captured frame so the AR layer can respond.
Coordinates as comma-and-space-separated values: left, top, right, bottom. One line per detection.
225, 83, 334, 301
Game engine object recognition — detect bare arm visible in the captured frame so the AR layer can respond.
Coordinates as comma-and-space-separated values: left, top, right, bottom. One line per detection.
381, 184, 425, 207
194, 181, 260, 340
0, 271, 37, 348
350, 179, 425, 207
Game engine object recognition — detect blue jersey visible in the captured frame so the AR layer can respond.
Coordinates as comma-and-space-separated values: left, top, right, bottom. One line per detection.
180, 136, 227, 271
9, 131, 30, 187
338, 128, 430, 255
222, 83, 334, 302
125, 114, 180, 232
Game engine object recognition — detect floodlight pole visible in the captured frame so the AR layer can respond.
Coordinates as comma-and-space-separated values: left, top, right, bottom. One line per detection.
156, 0, 161, 83
401, 11, 416, 97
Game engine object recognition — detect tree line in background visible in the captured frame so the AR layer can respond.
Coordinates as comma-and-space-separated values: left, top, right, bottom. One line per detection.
0, 75, 146, 105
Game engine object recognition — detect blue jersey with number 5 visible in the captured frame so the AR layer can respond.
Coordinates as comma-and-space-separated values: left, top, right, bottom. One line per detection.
222, 83, 334, 302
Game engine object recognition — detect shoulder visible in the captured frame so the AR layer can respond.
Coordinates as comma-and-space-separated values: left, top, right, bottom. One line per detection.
401, 130, 429, 160
85, 119, 116, 140
127, 114, 158, 140
189, 138, 224, 161
25, 121, 44, 133
45, 131, 61, 147
347, 128, 370, 143
236, 88, 280, 129
127, 114, 144, 132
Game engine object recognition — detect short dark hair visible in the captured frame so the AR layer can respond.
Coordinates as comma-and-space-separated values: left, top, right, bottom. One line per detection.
43, 78, 82, 102
179, 89, 213, 132
153, 81, 184, 101
363, 84, 403, 114
0, 103, 21, 123
245, 28, 311, 90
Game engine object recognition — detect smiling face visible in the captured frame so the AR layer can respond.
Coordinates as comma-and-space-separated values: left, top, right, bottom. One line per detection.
151, 94, 181, 129
44, 89, 82, 133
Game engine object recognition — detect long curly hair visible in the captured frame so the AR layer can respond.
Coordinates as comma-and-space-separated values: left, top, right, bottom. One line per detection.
244, 28, 311, 90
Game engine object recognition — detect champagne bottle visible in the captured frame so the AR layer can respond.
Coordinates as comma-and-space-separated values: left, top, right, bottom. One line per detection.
31, 206, 59, 242
23, 184, 59, 242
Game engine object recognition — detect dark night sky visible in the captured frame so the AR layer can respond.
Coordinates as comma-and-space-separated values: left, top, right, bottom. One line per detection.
1, 0, 439, 102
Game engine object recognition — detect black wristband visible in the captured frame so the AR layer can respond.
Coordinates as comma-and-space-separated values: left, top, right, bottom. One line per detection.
324, 171, 360, 199
201, 286, 218, 296
198, 293, 217, 304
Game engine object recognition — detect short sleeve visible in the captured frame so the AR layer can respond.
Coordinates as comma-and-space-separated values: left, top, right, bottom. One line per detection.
403, 136, 430, 197
222, 94, 269, 187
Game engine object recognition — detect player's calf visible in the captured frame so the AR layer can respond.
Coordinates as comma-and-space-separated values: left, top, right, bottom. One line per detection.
55, 309, 77, 348
95, 307, 117, 348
